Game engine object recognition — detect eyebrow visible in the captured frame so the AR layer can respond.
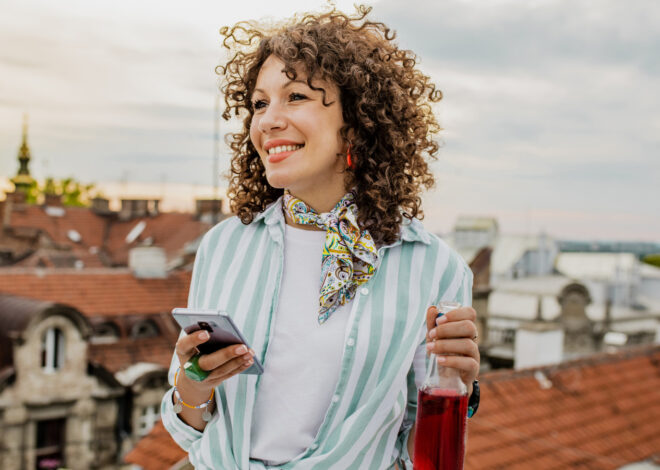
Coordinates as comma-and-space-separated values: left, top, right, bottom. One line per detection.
253, 79, 309, 95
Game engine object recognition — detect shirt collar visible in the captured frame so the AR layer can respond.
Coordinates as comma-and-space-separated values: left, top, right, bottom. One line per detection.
253, 195, 431, 246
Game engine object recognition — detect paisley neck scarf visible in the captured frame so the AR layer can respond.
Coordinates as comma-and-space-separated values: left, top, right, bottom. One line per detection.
282, 190, 378, 324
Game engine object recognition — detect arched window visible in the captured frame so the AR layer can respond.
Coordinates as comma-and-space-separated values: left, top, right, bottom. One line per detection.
131, 320, 160, 339
41, 328, 65, 373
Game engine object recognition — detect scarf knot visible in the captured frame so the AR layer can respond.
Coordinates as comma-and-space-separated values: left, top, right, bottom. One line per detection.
282, 191, 378, 324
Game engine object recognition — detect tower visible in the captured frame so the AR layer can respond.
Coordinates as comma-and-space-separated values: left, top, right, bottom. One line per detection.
10, 114, 36, 193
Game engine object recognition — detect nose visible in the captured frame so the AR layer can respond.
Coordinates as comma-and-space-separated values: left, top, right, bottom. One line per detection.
257, 102, 287, 133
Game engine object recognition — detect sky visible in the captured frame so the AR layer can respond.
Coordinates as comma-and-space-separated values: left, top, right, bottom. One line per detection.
1, 0, 659, 241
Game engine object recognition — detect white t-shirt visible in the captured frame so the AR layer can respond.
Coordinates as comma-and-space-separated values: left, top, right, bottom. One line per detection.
249, 223, 427, 465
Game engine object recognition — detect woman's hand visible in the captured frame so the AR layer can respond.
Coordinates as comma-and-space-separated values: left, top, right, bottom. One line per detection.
175, 330, 255, 392
173, 331, 255, 430
425, 305, 480, 396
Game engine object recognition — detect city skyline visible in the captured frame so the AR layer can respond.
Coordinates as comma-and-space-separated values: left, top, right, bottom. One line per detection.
1, 0, 659, 241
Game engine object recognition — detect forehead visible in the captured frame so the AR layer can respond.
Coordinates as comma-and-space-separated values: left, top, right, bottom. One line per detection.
254, 55, 336, 94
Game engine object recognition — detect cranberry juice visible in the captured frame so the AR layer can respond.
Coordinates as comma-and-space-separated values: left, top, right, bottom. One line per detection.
413, 388, 468, 470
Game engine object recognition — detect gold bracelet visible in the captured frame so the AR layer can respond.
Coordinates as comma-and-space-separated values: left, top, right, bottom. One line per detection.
173, 368, 215, 422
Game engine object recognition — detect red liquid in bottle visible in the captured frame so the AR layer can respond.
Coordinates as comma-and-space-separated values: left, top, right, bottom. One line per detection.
413, 388, 468, 470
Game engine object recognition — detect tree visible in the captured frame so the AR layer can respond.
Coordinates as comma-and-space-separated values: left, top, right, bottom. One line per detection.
25, 177, 98, 207
643, 254, 660, 269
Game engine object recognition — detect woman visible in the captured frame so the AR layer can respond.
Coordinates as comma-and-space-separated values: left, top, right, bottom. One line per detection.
162, 5, 480, 469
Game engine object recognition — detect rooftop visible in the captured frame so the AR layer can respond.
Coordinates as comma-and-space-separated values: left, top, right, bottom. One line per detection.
465, 345, 660, 469
0, 268, 191, 316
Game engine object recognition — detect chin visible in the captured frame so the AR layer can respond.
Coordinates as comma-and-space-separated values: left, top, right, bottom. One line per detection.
264, 171, 292, 190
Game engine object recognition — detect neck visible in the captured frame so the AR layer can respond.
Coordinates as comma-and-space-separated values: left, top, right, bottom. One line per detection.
283, 187, 349, 231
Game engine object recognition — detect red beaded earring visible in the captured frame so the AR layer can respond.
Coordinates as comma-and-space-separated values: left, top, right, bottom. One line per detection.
346, 144, 356, 170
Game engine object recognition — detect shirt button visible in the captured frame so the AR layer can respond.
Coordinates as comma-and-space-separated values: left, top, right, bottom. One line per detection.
332, 394, 340, 403
360, 287, 369, 295
347, 338, 355, 347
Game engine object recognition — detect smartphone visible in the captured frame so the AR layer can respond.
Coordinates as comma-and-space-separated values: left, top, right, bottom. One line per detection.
172, 308, 264, 378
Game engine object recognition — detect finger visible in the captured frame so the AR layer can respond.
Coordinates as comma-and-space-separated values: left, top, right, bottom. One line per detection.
433, 355, 480, 383
434, 306, 476, 325
175, 330, 211, 357
426, 305, 438, 337
205, 354, 254, 382
426, 338, 479, 361
197, 344, 250, 371
429, 319, 477, 340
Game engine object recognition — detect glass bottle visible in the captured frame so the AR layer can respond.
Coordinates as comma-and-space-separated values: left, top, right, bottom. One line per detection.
413, 301, 469, 470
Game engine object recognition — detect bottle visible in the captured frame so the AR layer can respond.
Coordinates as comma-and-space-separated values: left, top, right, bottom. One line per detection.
413, 301, 469, 470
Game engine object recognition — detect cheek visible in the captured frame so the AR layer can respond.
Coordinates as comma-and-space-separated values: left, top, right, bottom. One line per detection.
249, 118, 260, 149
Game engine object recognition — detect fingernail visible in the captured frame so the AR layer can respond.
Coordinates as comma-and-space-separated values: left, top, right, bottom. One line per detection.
426, 342, 434, 352
437, 356, 446, 363
235, 345, 247, 354
436, 315, 447, 325
198, 331, 209, 340
428, 328, 436, 339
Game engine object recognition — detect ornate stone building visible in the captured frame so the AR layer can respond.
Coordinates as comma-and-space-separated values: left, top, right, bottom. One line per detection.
0, 269, 191, 469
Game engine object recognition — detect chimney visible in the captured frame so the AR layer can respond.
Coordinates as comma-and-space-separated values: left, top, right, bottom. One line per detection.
7, 191, 26, 204
129, 246, 167, 279
44, 193, 62, 207
91, 197, 111, 215
514, 321, 564, 370
195, 198, 223, 224
120, 199, 160, 221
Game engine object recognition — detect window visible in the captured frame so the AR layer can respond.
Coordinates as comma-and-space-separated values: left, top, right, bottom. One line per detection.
41, 328, 65, 373
91, 322, 120, 344
36, 418, 66, 469
131, 320, 159, 339
137, 404, 160, 437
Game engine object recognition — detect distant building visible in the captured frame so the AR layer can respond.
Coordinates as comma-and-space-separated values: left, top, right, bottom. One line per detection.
0, 193, 221, 270
444, 217, 659, 370
0, 267, 191, 469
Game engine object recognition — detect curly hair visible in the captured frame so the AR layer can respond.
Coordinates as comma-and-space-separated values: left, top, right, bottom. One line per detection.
217, 4, 442, 246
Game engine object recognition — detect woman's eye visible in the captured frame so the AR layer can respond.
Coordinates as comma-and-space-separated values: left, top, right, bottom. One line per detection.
252, 99, 267, 110
289, 93, 307, 102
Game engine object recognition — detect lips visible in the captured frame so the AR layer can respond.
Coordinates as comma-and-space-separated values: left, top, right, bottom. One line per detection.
267, 146, 301, 164
263, 139, 304, 164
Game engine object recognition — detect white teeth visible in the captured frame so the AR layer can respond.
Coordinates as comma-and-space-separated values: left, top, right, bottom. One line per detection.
268, 144, 303, 155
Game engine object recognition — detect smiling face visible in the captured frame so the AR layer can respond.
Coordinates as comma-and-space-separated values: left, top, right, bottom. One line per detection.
249, 55, 348, 212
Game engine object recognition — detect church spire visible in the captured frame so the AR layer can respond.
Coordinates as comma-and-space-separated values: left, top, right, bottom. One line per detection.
10, 113, 36, 193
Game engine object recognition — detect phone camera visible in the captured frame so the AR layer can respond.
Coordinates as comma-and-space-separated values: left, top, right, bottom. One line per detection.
198, 321, 213, 333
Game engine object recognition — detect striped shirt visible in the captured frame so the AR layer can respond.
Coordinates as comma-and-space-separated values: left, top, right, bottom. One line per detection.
161, 197, 473, 469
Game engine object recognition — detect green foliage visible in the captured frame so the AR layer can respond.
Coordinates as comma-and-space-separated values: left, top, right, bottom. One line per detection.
27, 177, 96, 207
643, 254, 660, 268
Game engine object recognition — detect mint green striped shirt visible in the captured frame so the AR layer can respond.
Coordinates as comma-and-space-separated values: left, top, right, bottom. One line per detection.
161, 197, 473, 469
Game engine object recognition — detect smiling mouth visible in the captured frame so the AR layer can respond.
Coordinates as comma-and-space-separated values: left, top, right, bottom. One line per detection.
267, 144, 304, 156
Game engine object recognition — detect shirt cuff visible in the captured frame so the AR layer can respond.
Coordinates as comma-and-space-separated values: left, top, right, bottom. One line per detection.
160, 387, 204, 451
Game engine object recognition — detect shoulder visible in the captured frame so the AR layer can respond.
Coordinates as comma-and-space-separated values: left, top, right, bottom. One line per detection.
401, 218, 471, 279
197, 215, 258, 257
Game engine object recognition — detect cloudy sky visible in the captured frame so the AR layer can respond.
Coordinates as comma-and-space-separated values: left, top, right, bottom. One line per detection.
1, 0, 658, 240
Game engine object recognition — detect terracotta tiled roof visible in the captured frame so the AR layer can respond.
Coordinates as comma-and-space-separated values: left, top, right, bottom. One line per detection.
8, 204, 107, 249
465, 345, 660, 469
104, 212, 209, 266
89, 333, 178, 373
0, 268, 191, 316
5, 204, 210, 267
124, 420, 188, 470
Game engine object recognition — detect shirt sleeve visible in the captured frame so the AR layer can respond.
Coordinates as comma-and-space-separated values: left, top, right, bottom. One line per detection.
160, 232, 219, 451
395, 264, 474, 469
